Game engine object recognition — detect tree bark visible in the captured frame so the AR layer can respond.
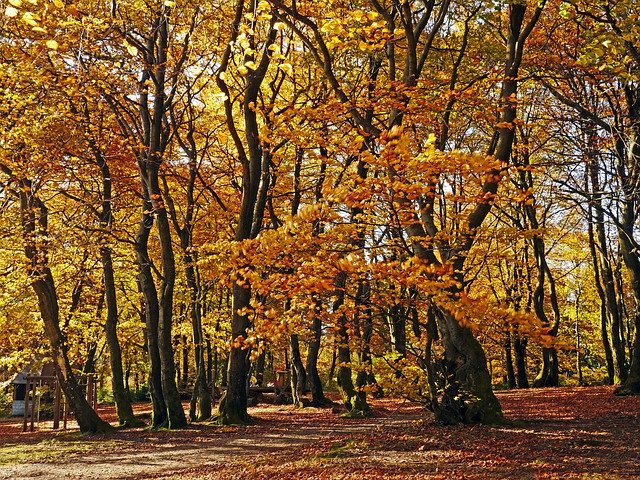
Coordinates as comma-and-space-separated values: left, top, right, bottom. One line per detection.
615, 85, 640, 394
333, 272, 370, 417
215, 0, 277, 424
102, 246, 138, 425
586, 178, 616, 384
615, 197, 640, 394
432, 307, 503, 424
504, 331, 516, 389
217, 284, 253, 424
587, 142, 627, 384
18, 181, 110, 433
513, 332, 529, 389
289, 334, 307, 407
136, 207, 167, 428
355, 280, 380, 397
305, 312, 327, 406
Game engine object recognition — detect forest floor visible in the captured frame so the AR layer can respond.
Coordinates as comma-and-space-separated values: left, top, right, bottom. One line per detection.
0, 385, 638, 479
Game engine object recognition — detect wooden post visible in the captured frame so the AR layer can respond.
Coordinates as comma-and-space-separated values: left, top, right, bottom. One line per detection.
53, 380, 61, 430
22, 378, 30, 433
29, 378, 37, 432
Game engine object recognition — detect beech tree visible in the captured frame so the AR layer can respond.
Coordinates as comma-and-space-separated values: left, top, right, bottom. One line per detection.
534, 0, 640, 393
4, 0, 640, 439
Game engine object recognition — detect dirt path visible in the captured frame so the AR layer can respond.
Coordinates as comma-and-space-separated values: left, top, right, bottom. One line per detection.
0, 400, 423, 480
1, 386, 639, 479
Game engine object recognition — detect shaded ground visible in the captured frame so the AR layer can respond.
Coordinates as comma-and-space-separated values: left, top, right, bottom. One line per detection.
0, 386, 638, 479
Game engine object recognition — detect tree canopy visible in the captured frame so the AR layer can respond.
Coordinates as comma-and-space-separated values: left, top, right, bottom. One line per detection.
1, 0, 639, 432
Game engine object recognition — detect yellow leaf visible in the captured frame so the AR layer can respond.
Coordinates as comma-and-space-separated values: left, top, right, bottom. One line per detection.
21, 11, 38, 26
279, 63, 293, 76
32, 25, 46, 32
5, 6, 18, 16
244, 60, 257, 70
53, 0, 64, 7
124, 40, 138, 56
46, 39, 58, 50
8, 0, 22, 6
164, 0, 175, 6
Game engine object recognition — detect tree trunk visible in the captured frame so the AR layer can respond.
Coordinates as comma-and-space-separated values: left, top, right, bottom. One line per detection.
304, 161, 328, 407
587, 150, 627, 384
289, 334, 307, 407
333, 272, 370, 417
504, 330, 516, 389
513, 333, 529, 388
305, 313, 327, 406
434, 308, 503, 424
185, 254, 211, 421
355, 281, 380, 397
217, 284, 253, 424
254, 350, 266, 387
215, 0, 277, 424
587, 194, 616, 383
521, 163, 560, 388
18, 184, 110, 433
388, 303, 407, 357
153, 197, 187, 428
101, 247, 137, 425
136, 213, 168, 428
138, 11, 187, 429
615, 198, 640, 394
534, 347, 559, 388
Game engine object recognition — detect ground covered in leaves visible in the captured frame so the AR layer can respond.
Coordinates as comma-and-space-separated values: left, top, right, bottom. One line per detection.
0, 386, 638, 479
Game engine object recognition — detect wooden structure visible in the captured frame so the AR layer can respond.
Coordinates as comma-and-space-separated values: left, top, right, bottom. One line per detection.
22, 374, 97, 432
10, 361, 55, 416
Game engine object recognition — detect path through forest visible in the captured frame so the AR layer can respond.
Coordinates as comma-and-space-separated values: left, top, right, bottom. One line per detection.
0, 386, 638, 479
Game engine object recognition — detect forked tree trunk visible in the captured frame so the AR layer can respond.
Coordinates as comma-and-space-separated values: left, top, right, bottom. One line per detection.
215, 0, 278, 425
75, 96, 137, 426
185, 255, 211, 421
587, 189, 616, 384
333, 272, 370, 417
136, 210, 168, 428
304, 162, 328, 407
434, 308, 503, 424
587, 147, 627, 384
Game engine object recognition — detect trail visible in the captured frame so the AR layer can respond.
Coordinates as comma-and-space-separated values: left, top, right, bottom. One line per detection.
0, 401, 423, 480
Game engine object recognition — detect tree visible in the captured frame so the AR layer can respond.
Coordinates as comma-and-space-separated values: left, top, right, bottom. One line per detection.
535, 0, 640, 393
270, 0, 547, 423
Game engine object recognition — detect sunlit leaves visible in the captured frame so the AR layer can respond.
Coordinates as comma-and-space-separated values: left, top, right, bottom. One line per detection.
123, 40, 138, 56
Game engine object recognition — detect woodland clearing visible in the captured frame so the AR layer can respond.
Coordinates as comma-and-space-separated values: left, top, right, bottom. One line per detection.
0, 386, 638, 479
